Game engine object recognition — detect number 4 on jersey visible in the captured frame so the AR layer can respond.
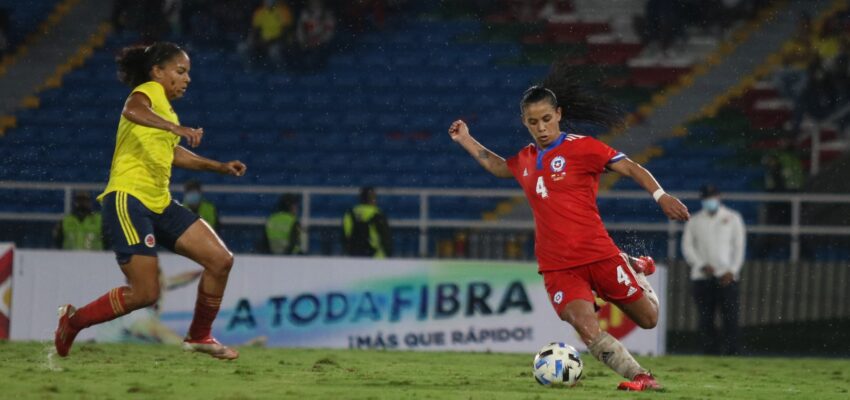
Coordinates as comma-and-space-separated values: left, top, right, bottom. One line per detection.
617, 265, 632, 286
536, 176, 549, 199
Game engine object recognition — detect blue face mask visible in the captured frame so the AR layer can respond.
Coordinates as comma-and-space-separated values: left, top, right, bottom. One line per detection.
702, 198, 720, 213
184, 191, 201, 206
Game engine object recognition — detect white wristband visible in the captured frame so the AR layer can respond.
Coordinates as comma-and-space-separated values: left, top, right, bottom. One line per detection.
652, 189, 666, 202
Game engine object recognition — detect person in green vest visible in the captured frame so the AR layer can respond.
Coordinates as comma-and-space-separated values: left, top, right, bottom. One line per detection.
53, 191, 106, 250
263, 193, 303, 255
342, 187, 392, 258
182, 180, 219, 231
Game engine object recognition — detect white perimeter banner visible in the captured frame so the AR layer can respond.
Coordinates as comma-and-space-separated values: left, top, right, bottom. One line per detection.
10, 250, 666, 354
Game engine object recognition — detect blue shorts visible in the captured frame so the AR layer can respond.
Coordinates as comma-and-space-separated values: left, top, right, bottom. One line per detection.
101, 191, 199, 264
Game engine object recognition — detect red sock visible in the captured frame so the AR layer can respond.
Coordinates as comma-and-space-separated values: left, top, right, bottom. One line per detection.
187, 288, 222, 340
70, 287, 128, 330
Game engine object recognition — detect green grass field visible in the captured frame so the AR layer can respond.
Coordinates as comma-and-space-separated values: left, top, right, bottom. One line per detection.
1, 341, 848, 399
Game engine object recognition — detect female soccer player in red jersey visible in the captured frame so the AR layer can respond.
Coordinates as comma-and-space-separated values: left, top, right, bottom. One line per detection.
449, 63, 690, 391
55, 42, 247, 360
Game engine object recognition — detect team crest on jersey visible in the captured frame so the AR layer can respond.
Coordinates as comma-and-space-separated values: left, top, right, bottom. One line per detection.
144, 234, 156, 248
553, 291, 564, 304
550, 156, 566, 172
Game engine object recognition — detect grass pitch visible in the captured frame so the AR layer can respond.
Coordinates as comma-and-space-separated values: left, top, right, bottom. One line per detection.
1, 341, 848, 399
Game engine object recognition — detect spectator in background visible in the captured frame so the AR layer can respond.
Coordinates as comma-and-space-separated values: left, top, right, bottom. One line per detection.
241, 0, 294, 68
53, 192, 106, 251
182, 180, 219, 231
343, 187, 392, 258
638, 0, 684, 58
294, 0, 336, 72
263, 194, 302, 255
681, 185, 746, 356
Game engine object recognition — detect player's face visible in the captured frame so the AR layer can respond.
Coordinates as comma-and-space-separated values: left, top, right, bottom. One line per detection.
522, 101, 562, 148
152, 51, 191, 100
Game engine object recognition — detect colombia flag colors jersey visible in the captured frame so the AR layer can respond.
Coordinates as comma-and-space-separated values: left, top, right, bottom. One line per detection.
99, 81, 181, 213
506, 133, 626, 272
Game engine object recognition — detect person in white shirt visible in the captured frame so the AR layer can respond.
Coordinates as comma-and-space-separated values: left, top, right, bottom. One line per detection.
681, 184, 746, 355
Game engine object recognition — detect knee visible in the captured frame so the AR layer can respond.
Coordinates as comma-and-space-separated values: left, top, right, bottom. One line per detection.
636, 311, 658, 330
559, 310, 599, 345
208, 252, 234, 277
130, 285, 160, 309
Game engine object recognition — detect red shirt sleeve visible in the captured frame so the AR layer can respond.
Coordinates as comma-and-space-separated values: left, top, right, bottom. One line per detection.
582, 137, 625, 173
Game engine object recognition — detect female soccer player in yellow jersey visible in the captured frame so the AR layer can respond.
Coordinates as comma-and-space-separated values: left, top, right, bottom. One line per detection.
54, 42, 247, 360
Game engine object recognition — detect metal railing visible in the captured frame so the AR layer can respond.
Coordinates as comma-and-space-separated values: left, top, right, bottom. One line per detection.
2, 181, 850, 261
803, 103, 850, 176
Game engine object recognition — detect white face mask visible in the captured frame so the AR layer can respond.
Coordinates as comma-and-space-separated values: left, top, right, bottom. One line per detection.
702, 198, 720, 213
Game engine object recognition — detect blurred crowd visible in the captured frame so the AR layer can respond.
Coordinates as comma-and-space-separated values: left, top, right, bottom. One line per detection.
636, 0, 772, 58
775, 10, 850, 138
111, 0, 409, 72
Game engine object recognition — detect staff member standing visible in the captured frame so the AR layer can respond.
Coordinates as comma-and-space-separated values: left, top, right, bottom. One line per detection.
681, 184, 746, 355
53, 191, 106, 250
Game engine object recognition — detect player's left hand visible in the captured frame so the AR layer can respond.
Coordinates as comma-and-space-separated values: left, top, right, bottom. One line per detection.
220, 160, 247, 177
719, 272, 734, 287
659, 195, 690, 221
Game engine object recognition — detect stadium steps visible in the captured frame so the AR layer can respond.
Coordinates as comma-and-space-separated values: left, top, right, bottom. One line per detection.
0, 0, 110, 118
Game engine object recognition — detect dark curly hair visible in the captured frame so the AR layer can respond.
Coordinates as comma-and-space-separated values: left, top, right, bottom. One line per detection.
115, 42, 184, 87
520, 61, 623, 130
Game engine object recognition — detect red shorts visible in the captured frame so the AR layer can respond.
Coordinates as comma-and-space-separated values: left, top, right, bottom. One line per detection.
542, 253, 644, 316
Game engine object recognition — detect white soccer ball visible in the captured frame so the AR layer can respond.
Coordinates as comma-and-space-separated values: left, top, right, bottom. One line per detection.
532, 342, 584, 387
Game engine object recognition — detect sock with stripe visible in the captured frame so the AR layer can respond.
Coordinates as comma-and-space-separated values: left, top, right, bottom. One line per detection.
187, 287, 223, 340
69, 286, 129, 330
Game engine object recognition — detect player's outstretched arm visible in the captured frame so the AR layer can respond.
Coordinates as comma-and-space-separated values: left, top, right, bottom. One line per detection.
173, 146, 247, 176
122, 92, 204, 148
448, 120, 513, 178
608, 158, 689, 221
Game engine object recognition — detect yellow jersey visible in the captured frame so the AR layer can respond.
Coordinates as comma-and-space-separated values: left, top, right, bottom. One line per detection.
252, 5, 293, 42
98, 81, 180, 213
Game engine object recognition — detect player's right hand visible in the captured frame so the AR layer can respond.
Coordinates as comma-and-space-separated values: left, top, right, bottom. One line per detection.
172, 125, 204, 148
448, 120, 470, 143
659, 195, 690, 221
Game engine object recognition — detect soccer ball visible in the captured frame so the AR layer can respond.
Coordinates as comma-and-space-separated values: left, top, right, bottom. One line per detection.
532, 342, 583, 387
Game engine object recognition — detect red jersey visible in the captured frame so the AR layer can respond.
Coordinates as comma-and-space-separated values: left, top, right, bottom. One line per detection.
506, 133, 626, 272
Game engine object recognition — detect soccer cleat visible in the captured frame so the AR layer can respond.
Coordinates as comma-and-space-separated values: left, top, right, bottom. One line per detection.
617, 373, 662, 391
182, 336, 239, 360
631, 256, 656, 276
55, 305, 80, 357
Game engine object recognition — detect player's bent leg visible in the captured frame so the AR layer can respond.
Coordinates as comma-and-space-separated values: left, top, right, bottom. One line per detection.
558, 299, 657, 390
55, 255, 160, 357
175, 220, 234, 297
119, 255, 163, 310
622, 253, 659, 309
174, 220, 238, 360
617, 295, 658, 330
559, 299, 601, 345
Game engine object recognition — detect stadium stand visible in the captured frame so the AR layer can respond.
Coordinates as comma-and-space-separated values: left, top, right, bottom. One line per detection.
1, 0, 846, 259
0, 0, 61, 57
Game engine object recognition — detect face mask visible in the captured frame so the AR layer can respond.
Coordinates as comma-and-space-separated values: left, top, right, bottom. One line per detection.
184, 191, 201, 206
702, 198, 720, 213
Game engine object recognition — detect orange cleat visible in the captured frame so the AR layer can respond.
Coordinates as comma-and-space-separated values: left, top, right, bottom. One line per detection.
54, 305, 80, 357
182, 336, 239, 360
631, 256, 656, 276
618, 373, 662, 391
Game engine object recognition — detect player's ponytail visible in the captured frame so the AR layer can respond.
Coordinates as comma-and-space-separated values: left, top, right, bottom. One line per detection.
116, 42, 184, 88
520, 61, 623, 130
